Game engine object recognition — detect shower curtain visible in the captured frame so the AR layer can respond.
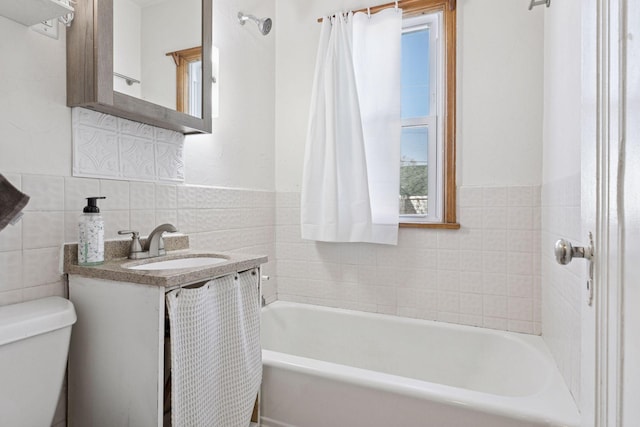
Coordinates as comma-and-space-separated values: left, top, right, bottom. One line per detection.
301, 8, 402, 245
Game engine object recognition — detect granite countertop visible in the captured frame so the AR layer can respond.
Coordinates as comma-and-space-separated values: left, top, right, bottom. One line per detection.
63, 235, 268, 288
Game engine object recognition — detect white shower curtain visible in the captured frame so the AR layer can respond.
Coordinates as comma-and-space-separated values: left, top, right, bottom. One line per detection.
301, 8, 402, 245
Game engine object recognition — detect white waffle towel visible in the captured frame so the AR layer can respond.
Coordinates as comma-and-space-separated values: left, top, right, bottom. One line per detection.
166, 269, 262, 427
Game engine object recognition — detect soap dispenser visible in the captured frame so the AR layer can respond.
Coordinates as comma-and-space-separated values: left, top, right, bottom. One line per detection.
78, 196, 106, 266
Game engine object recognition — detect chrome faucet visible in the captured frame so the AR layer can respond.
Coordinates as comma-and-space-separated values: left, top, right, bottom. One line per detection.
145, 223, 178, 257
118, 223, 178, 260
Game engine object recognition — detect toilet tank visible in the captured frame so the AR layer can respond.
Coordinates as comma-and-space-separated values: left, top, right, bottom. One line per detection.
0, 297, 77, 427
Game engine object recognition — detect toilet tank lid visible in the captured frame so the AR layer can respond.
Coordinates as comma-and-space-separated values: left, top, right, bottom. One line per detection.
0, 297, 77, 346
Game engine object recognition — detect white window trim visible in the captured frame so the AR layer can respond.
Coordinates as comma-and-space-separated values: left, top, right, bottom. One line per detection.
400, 12, 444, 224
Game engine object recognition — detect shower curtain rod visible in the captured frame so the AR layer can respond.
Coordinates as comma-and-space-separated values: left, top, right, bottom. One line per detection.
316, 0, 456, 23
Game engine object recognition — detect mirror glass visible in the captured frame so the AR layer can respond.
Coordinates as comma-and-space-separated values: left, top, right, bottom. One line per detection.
113, 0, 202, 118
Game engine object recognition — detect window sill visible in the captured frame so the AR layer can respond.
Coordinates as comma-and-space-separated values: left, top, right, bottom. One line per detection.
399, 222, 461, 230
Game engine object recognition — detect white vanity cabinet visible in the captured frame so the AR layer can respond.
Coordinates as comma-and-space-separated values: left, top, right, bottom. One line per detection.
67, 269, 261, 427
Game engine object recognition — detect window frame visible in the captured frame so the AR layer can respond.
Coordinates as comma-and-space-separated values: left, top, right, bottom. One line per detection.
166, 46, 203, 116
398, 0, 457, 229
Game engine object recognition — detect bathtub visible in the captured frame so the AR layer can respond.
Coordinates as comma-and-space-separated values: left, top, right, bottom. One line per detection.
260, 301, 579, 427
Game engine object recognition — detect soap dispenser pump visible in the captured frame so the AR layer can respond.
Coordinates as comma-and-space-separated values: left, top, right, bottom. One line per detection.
78, 196, 106, 266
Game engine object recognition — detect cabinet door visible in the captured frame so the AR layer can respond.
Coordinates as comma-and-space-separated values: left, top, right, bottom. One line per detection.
68, 277, 165, 427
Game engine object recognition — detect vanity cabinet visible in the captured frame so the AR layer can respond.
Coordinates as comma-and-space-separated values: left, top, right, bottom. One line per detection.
67, 268, 262, 427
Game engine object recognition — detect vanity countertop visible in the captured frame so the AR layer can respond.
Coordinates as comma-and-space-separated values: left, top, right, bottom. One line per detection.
63, 236, 267, 288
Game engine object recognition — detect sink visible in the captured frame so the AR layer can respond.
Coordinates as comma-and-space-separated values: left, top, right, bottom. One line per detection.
125, 256, 227, 271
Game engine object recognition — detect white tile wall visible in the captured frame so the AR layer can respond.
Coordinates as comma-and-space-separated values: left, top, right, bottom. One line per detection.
72, 108, 185, 183
0, 174, 277, 309
541, 174, 582, 402
275, 185, 542, 334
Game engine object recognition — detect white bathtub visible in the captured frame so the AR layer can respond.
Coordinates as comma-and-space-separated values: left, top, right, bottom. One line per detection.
260, 301, 579, 427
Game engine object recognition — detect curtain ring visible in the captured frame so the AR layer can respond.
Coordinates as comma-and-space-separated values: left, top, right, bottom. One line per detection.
367, 7, 371, 18
395, 0, 399, 10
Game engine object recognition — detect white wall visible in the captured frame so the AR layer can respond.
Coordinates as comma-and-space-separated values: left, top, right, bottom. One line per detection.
541, 0, 583, 405
458, 0, 543, 186
274, 0, 544, 192
0, 19, 71, 177
183, 0, 275, 190
542, 1, 581, 182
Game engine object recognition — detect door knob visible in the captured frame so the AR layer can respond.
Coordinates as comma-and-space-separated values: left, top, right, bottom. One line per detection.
554, 238, 593, 265
554, 233, 595, 306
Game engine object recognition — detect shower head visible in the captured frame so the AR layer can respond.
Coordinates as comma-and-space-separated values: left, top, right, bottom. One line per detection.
238, 12, 272, 35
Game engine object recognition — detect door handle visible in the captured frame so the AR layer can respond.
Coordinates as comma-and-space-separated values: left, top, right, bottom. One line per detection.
554, 238, 593, 265
554, 233, 595, 306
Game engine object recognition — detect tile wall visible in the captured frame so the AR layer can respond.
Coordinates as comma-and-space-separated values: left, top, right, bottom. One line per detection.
541, 174, 582, 402
0, 174, 277, 307
275, 185, 542, 334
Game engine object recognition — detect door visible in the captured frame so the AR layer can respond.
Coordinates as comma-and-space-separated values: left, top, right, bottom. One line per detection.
621, 1, 640, 425
581, 0, 639, 426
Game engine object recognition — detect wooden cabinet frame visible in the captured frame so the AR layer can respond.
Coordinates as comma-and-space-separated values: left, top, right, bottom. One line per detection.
66, 0, 212, 134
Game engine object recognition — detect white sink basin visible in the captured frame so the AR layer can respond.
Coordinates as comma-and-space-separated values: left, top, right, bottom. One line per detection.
126, 257, 227, 271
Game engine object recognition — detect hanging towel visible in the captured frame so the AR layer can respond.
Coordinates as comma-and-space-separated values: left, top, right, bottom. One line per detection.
0, 174, 29, 232
166, 269, 262, 427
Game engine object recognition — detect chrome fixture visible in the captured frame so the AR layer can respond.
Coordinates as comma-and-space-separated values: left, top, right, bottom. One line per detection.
113, 72, 140, 86
145, 223, 178, 257
118, 223, 178, 260
554, 233, 595, 306
554, 237, 593, 265
238, 12, 272, 35
118, 230, 143, 259
528, 0, 550, 10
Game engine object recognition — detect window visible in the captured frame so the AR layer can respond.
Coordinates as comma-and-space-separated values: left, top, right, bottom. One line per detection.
398, 0, 457, 228
166, 46, 203, 117
400, 13, 440, 222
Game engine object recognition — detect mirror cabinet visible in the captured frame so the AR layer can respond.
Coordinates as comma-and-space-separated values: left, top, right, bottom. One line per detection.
67, 0, 212, 134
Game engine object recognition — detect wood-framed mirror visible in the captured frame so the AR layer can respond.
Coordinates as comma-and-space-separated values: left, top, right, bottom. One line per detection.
66, 0, 212, 134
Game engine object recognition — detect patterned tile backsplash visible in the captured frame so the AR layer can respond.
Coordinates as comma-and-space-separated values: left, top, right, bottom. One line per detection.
72, 108, 185, 182
275, 185, 542, 335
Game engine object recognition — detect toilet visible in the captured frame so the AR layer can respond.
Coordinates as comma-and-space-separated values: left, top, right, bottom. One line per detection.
0, 296, 77, 426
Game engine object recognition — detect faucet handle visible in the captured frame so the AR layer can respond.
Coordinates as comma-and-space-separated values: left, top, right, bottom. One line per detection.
118, 230, 143, 257
118, 229, 139, 239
